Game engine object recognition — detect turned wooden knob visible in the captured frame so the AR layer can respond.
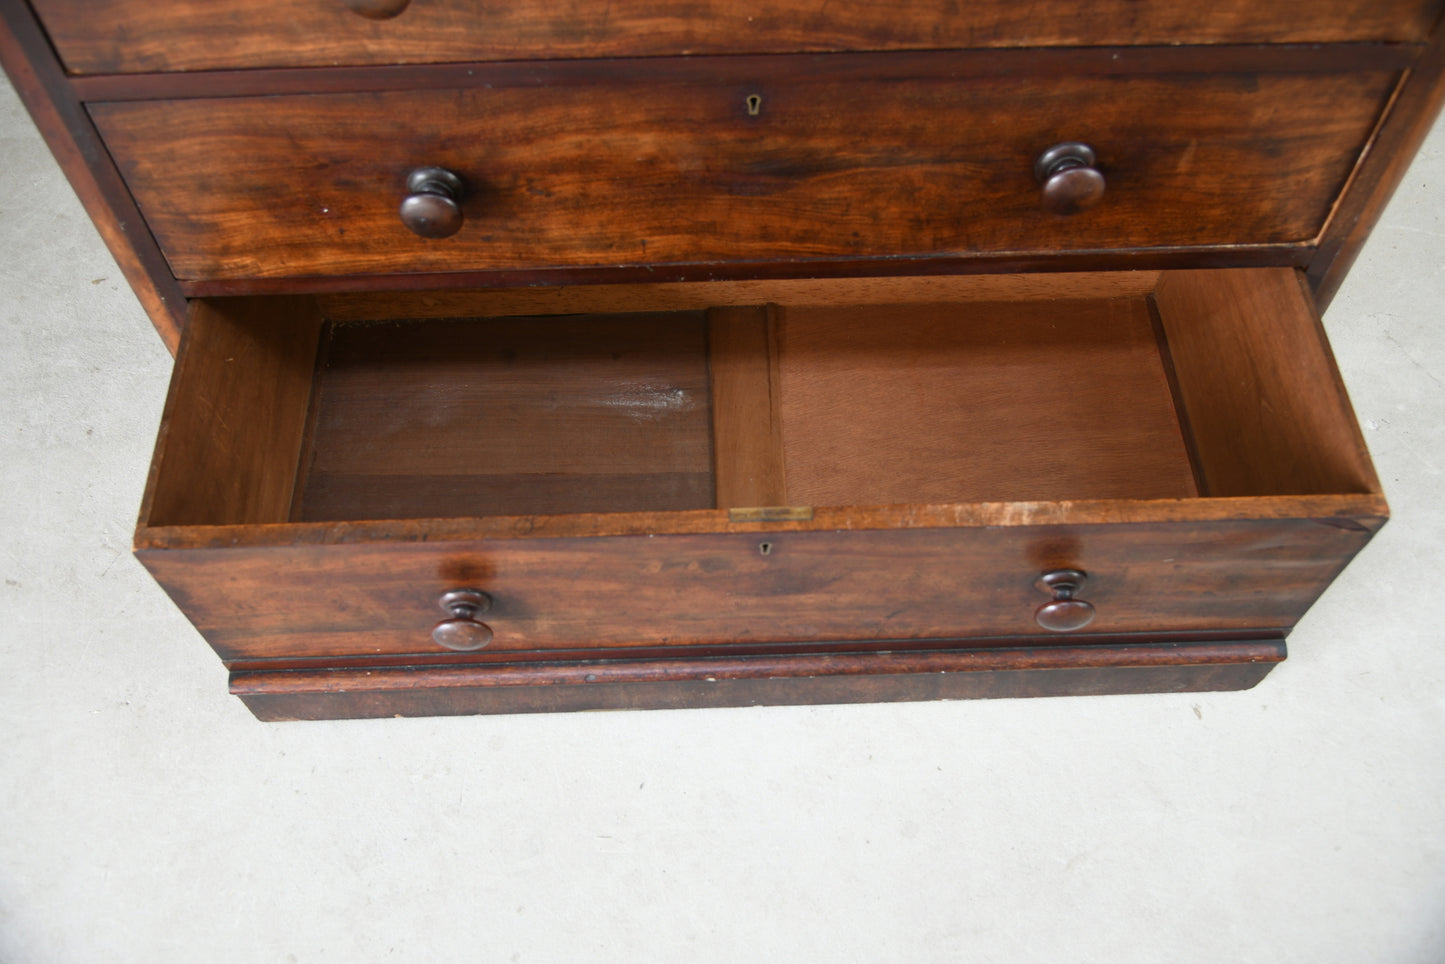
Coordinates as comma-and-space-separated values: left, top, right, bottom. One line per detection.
342, 0, 411, 19
1034, 143, 1106, 215
399, 166, 465, 239
1034, 569, 1096, 632
432, 589, 493, 651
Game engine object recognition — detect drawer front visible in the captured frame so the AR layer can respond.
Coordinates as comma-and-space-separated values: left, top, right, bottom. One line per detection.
36, 0, 1442, 74
139, 520, 1373, 661
92, 61, 1397, 282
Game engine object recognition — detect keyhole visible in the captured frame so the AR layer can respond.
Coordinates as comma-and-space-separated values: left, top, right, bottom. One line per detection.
758, 542, 773, 556
745, 94, 762, 117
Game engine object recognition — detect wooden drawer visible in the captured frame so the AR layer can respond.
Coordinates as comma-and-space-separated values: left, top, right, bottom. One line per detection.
133, 268, 1384, 717
89, 53, 1398, 284
34, 0, 1443, 74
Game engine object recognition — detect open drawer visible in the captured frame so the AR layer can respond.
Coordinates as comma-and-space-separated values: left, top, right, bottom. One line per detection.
134, 268, 1385, 720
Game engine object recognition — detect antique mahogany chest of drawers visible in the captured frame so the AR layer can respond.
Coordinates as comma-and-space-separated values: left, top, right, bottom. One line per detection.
3, 0, 1442, 719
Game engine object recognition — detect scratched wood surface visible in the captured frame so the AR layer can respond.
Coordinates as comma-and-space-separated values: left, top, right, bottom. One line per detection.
90, 61, 1396, 281
296, 312, 715, 520
32, 0, 1441, 73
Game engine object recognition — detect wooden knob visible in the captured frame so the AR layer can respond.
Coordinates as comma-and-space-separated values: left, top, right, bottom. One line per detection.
432, 589, 493, 651
399, 166, 465, 239
1034, 569, 1096, 632
1034, 143, 1106, 215
342, 0, 411, 19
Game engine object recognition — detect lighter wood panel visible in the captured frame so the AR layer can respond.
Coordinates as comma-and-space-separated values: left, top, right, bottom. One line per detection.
36, 0, 1440, 73
775, 299, 1199, 506
707, 306, 786, 509
1153, 268, 1381, 497
143, 297, 325, 526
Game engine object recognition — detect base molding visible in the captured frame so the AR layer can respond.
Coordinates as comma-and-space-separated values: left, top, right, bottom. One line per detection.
230, 637, 1286, 721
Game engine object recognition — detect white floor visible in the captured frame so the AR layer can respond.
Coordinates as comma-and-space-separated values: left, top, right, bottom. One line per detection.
1, 69, 1442, 963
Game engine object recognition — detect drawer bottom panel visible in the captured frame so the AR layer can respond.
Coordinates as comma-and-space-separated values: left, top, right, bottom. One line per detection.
231, 637, 1285, 721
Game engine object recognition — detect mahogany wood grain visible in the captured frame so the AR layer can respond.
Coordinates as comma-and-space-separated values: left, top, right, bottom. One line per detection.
708, 306, 787, 509
0, 0, 187, 352
320, 273, 1164, 322
230, 639, 1287, 720
136, 517, 1374, 660
775, 299, 1199, 505
295, 312, 715, 520
89, 63, 1395, 281
1152, 268, 1381, 498
1309, 24, 1445, 309
144, 298, 325, 527
31, 0, 1440, 74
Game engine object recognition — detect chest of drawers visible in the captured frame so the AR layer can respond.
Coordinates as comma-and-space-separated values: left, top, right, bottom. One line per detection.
3, 0, 1441, 719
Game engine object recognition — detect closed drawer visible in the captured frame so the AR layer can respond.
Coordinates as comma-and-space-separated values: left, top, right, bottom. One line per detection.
35, 0, 1443, 74
135, 268, 1384, 665
89, 53, 1399, 284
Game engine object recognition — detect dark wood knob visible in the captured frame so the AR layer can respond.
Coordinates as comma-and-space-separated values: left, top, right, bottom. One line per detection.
432, 589, 493, 651
399, 166, 465, 239
1034, 143, 1106, 215
342, 0, 411, 19
1034, 569, 1096, 632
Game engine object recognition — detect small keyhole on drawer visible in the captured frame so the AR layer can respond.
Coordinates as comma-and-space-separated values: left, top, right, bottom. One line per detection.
746, 94, 762, 116
759, 542, 773, 555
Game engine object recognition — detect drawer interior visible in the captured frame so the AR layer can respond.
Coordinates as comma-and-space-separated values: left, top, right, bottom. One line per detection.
140, 268, 1379, 530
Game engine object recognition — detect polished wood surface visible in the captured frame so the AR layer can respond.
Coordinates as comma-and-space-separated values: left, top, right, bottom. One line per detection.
231, 638, 1287, 720
32, 0, 1440, 74
296, 312, 715, 521
89, 58, 1395, 281
775, 298, 1199, 505
138, 518, 1371, 660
